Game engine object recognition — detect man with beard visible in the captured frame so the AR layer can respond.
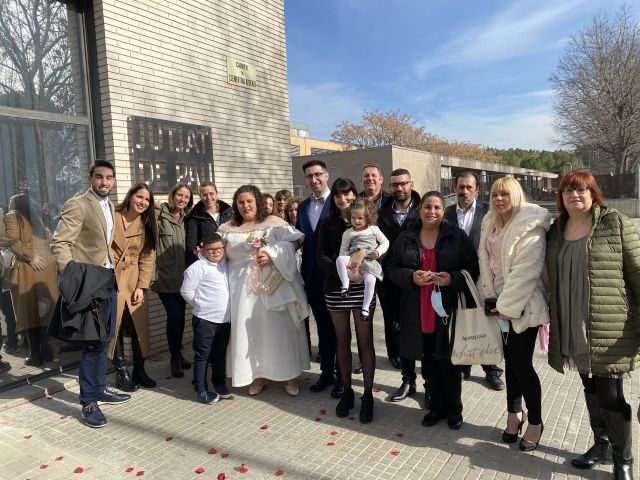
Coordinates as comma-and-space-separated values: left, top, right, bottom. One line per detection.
444, 171, 504, 391
378, 169, 423, 403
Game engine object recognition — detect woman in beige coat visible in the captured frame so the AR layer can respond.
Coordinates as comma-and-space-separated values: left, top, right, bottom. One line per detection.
0, 192, 57, 366
107, 184, 157, 390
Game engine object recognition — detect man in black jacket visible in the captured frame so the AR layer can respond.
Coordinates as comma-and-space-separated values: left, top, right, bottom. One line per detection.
378, 169, 421, 398
443, 171, 504, 391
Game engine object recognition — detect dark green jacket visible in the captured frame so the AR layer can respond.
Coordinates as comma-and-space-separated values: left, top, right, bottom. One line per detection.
153, 203, 187, 293
546, 205, 640, 375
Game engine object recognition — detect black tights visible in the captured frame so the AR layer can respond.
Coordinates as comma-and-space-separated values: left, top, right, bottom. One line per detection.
580, 374, 627, 412
330, 309, 376, 391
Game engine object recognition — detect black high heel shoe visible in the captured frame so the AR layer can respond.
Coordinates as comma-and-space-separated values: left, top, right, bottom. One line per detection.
520, 423, 544, 452
502, 412, 526, 443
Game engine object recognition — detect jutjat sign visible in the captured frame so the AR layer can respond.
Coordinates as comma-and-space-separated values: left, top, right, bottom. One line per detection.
129, 116, 215, 193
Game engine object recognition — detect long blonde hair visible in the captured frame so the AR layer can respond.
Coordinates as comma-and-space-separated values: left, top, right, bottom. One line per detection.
484, 177, 526, 232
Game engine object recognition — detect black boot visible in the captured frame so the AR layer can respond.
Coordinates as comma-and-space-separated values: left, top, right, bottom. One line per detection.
359, 391, 374, 424
602, 404, 633, 480
179, 352, 191, 370
390, 375, 416, 402
336, 387, 355, 418
113, 335, 138, 392
170, 355, 184, 378
24, 328, 43, 366
131, 334, 156, 388
39, 327, 53, 362
572, 392, 612, 469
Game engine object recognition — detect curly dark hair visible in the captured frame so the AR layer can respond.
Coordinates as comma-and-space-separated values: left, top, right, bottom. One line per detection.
230, 184, 268, 226
116, 183, 158, 253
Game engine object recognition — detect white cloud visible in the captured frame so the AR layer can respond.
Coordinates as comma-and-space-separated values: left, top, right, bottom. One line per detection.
414, 0, 592, 77
288, 81, 367, 139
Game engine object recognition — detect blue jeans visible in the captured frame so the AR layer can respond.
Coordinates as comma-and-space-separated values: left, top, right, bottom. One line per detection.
191, 316, 230, 393
78, 289, 117, 405
158, 292, 187, 356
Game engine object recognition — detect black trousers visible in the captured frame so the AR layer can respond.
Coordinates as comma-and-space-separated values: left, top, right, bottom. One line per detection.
191, 316, 230, 393
423, 333, 462, 417
580, 374, 627, 413
504, 324, 542, 424
305, 270, 337, 375
377, 277, 400, 359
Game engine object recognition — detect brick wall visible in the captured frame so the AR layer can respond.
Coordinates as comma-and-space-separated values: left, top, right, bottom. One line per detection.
92, 0, 291, 357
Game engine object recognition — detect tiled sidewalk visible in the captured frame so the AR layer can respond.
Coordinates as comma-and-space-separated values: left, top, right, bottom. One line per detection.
0, 310, 638, 480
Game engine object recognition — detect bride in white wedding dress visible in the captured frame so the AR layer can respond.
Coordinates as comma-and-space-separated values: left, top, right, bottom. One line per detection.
218, 185, 310, 396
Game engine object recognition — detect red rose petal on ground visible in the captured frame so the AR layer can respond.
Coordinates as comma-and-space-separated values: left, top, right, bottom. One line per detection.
194, 467, 205, 474
136, 472, 145, 477
60, 415, 69, 420
238, 464, 249, 473
23, 435, 32, 439
220, 452, 229, 458
391, 450, 400, 456
395, 432, 404, 438
74, 466, 84, 473
125, 467, 134, 472
209, 448, 217, 455
55, 457, 64, 461
40, 464, 48, 469
327, 442, 335, 446
275, 470, 284, 476
330, 431, 338, 435
260, 424, 268, 430
372, 387, 381, 392
314, 417, 322, 422
46, 395, 53, 399
348, 416, 355, 420
319, 408, 327, 415
217, 474, 226, 480
165, 436, 173, 441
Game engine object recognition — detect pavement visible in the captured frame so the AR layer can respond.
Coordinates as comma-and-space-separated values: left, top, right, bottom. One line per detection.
0, 308, 638, 480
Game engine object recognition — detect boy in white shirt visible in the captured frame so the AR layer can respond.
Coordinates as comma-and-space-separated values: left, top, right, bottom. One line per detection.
180, 233, 231, 403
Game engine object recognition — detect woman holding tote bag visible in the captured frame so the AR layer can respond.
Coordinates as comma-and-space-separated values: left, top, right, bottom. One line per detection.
477, 177, 550, 451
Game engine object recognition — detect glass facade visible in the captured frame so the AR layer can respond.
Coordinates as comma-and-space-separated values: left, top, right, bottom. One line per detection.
0, 0, 92, 389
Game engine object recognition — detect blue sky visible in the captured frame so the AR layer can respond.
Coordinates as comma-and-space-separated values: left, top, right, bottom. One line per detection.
284, 0, 628, 150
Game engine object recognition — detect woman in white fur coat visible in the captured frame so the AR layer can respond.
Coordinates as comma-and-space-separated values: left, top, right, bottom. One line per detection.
478, 177, 550, 452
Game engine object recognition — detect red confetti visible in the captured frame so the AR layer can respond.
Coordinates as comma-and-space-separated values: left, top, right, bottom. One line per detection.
74, 466, 84, 473
195, 467, 205, 474
327, 442, 335, 446
209, 448, 217, 455
217, 474, 226, 480
330, 431, 338, 436
372, 388, 381, 392
260, 424, 269, 430
60, 415, 69, 420
55, 457, 64, 461
319, 408, 327, 415
23, 435, 32, 439
395, 432, 404, 438
221, 452, 230, 459
46, 395, 53, 399
165, 436, 173, 442
314, 417, 322, 422
40, 464, 48, 469
348, 416, 356, 421
391, 450, 400, 456
238, 464, 249, 473
136, 472, 145, 477
276, 471, 284, 477
125, 467, 134, 472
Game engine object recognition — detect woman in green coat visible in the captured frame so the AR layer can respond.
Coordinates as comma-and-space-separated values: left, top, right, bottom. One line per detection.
547, 169, 640, 480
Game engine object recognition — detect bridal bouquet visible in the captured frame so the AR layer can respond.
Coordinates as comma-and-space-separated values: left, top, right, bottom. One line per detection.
246, 231, 282, 296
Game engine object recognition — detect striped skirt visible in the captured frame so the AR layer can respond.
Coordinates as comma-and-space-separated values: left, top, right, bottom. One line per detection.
325, 282, 377, 312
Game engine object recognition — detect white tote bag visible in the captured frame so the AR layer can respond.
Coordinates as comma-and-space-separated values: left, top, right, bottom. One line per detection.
450, 270, 503, 366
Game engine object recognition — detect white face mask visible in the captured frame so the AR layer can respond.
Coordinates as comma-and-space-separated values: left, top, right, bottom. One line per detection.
431, 285, 448, 318
497, 318, 510, 333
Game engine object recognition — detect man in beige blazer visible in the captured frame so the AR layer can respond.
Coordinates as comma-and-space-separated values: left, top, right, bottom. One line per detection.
50, 160, 131, 428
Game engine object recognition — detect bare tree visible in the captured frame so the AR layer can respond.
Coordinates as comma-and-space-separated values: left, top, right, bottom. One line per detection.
551, 5, 640, 174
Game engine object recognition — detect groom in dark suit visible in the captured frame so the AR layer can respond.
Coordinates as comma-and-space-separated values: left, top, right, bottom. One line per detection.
444, 171, 504, 391
297, 160, 342, 397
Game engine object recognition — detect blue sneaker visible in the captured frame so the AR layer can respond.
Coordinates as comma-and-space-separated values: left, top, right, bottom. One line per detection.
97, 387, 132, 405
214, 384, 232, 399
82, 402, 107, 428
196, 390, 220, 404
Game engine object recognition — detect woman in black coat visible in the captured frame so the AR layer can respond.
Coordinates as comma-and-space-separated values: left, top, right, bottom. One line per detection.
185, 181, 232, 266
387, 191, 479, 429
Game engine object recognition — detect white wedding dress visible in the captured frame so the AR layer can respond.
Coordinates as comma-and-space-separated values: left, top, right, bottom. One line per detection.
219, 216, 310, 387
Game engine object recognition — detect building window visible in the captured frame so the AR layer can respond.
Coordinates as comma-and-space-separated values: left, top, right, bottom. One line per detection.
0, 0, 94, 389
